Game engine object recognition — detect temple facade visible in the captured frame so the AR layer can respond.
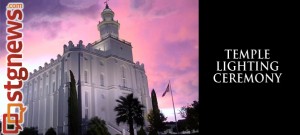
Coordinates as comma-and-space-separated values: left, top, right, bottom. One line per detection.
22, 4, 152, 135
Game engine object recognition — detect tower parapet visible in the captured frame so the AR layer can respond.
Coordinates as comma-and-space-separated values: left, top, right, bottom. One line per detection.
30, 38, 141, 78
29, 54, 62, 78
63, 40, 107, 57
134, 61, 145, 71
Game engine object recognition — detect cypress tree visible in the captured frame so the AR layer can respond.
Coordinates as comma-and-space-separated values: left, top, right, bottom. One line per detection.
148, 89, 167, 134
151, 89, 159, 114
68, 70, 80, 135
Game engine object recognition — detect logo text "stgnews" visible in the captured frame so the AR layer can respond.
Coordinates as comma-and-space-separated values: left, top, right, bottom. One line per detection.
2, 2, 29, 134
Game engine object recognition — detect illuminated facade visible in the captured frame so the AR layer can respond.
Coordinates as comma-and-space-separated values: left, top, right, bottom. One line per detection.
23, 4, 152, 135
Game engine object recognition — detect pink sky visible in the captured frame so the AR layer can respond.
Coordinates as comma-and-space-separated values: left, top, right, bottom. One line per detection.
0, 0, 199, 121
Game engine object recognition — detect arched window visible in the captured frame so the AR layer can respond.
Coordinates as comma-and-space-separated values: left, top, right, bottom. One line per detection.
100, 74, 104, 86
46, 85, 49, 95
53, 82, 56, 92
65, 72, 68, 82
99, 61, 104, 66
39, 77, 43, 97
84, 71, 88, 83
28, 83, 31, 99
122, 66, 125, 78
85, 109, 88, 119
122, 79, 126, 87
85, 92, 88, 107
40, 87, 43, 97
33, 81, 37, 99
121, 66, 126, 87
58, 79, 60, 88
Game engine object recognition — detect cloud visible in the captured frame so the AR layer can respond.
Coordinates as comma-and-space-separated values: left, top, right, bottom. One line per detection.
154, 7, 176, 17
0, 0, 199, 122
129, 0, 154, 15
59, 0, 99, 10
0, 0, 100, 52
118, 1, 199, 121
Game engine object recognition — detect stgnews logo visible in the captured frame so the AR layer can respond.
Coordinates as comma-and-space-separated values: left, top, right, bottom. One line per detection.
1, 2, 28, 134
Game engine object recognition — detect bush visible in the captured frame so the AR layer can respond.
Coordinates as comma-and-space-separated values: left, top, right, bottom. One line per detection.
46, 127, 57, 135
19, 127, 38, 135
86, 117, 110, 135
149, 130, 158, 135
137, 127, 146, 135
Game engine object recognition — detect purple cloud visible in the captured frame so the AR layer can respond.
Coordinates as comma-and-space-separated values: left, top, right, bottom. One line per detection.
130, 0, 154, 13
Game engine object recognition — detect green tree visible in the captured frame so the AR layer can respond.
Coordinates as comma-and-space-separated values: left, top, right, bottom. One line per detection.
179, 100, 199, 132
172, 120, 187, 132
86, 117, 110, 135
68, 70, 80, 135
45, 127, 57, 135
19, 127, 38, 135
147, 89, 168, 134
114, 93, 145, 135
147, 110, 168, 135
151, 89, 159, 113
137, 127, 146, 135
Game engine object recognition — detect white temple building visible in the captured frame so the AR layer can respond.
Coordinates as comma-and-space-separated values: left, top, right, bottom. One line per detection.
22, 4, 152, 135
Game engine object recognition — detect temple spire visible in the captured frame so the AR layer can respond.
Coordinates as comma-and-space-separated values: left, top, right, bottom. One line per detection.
104, 0, 109, 8
97, 1, 120, 39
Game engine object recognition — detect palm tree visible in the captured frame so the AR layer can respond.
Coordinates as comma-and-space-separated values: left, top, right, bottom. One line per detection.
114, 93, 145, 135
